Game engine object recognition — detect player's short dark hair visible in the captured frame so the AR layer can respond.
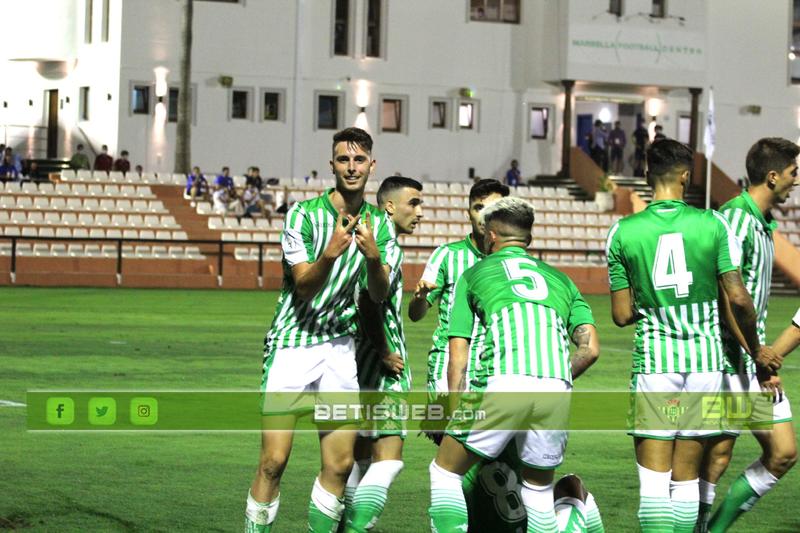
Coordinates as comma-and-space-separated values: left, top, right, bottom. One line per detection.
646, 139, 693, 183
377, 176, 422, 206
745, 137, 800, 185
482, 197, 535, 236
332, 127, 373, 155
469, 179, 510, 204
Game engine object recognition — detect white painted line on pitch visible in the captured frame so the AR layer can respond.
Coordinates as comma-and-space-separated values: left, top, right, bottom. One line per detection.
0, 400, 26, 407
109, 341, 127, 345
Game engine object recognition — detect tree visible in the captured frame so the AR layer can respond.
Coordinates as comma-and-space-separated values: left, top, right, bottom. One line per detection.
174, 0, 193, 174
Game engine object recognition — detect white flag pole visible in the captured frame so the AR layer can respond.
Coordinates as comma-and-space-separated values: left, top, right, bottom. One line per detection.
703, 87, 715, 209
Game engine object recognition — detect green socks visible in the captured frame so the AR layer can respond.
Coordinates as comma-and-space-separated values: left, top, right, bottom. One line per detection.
708, 460, 777, 533
637, 464, 673, 532
309, 478, 345, 533
245, 491, 278, 533
345, 460, 403, 532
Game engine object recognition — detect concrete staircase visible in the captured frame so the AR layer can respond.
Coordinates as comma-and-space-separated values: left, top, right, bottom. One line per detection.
152, 186, 219, 241
531, 174, 591, 201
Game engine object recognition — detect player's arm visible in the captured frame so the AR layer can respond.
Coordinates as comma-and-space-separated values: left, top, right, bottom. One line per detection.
717, 277, 750, 351
771, 315, 800, 359
408, 279, 438, 321
447, 337, 470, 413
356, 290, 404, 374
291, 211, 359, 301
718, 270, 781, 371
610, 288, 637, 327
570, 324, 600, 380
355, 212, 390, 303
409, 247, 446, 322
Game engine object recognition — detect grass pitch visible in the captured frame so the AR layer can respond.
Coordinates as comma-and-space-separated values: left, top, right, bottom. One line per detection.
1, 287, 798, 531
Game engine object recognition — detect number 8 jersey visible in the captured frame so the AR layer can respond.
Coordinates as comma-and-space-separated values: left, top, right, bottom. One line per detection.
606, 199, 742, 374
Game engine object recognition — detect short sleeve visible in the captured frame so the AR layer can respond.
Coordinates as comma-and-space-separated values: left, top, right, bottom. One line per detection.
447, 277, 474, 339
281, 204, 313, 267
567, 284, 595, 336
792, 307, 800, 328
421, 245, 448, 305
712, 211, 740, 274
605, 222, 630, 291
373, 212, 395, 265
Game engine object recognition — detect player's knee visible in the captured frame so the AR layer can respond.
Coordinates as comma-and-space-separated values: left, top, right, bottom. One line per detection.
257, 452, 289, 481
766, 444, 798, 475
322, 454, 354, 480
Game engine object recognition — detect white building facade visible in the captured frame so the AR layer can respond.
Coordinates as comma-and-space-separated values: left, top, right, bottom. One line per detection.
1, 0, 799, 183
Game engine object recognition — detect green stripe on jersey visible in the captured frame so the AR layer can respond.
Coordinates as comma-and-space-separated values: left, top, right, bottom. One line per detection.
356, 239, 412, 392
420, 235, 485, 387
449, 246, 594, 383
606, 200, 738, 375
263, 189, 395, 356
720, 192, 775, 375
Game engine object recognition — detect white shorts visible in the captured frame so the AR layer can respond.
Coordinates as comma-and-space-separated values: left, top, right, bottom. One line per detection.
447, 375, 570, 469
629, 372, 723, 440
722, 373, 793, 436
261, 336, 358, 414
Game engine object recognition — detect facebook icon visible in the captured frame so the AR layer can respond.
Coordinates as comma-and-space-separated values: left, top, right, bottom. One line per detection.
46, 397, 74, 425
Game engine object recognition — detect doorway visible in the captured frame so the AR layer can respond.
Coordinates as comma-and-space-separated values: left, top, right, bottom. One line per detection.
46, 89, 58, 158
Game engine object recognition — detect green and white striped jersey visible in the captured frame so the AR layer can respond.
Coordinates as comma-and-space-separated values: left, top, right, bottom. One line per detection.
420, 235, 486, 387
263, 189, 395, 354
793, 307, 800, 328
606, 200, 741, 374
449, 246, 595, 384
355, 238, 412, 393
720, 191, 776, 375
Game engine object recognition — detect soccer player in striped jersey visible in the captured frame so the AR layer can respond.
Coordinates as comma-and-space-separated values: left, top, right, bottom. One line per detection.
428, 197, 601, 533
606, 139, 779, 533
698, 138, 798, 533
245, 127, 395, 533
344, 176, 424, 533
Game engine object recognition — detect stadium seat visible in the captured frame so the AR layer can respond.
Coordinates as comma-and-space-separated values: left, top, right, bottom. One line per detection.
151, 245, 168, 258
84, 244, 102, 257
135, 245, 151, 258
123, 229, 138, 239
105, 184, 120, 196
15, 243, 33, 256
156, 230, 171, 240
88, 184, 104, 196
65, 198, 82, 211
127, 214, 144, 227
161, 215, 178, 228
83, 198, 100, 211
50, 197, 66, 210
256, 218, 270, 229
78, 213, 94, 226
101, 244, 118, 257
172, 231, 188, 240
237, 232, 253, 242
120, 185, 137, 197
137, 186, 153, 198
116, 199, 132, 211
9, 211, 26, 224
0, 211, 8, 223
55, 228, 72, 238
252, 233, 268, 243
27, 212, 44, 225
240, 218, 255, 229
0, 195, 14, 208
38, 227, 55, 238
32, 243, 50, 256
144, 215, 160, 227
21, 182, 38, 194
111, 214, 127, 226
221, 232, 236, 241
67, 244, 84, 257
38, 182, 55, 194
141, 172, 157, 183
94, 214, 111, 226
208, 217, 223, 230
71, 183, 88, 196
4, 226, 20, 236
50, 243, 67, 257
72, 228, 89, 239
108, 171, 124, 182
234, 247, 253, 261
106, 229, 122, 239
184, 246, 204, 259
149, 200, 166, 213
16, 196, 33, 209
197, 203, 212, 215
122, 245, 135, 258
168, 246, 184, 259
90, 229, 106, 239
55, 183, 71, 195
61, 169, 76, 181
139, 230, 155, 240
22, 227, 38, 237
132, 200, 149, 213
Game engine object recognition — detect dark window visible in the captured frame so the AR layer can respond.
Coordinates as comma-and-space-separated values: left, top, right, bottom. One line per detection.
101, 0, 110, 41
431, 100, 448, 129
317, 94, 340, 130
470, 0, 520, 24
609, 0, 623, 17
366, 0, 382, 58
85, 0, 93, 43
263, 92, 280, 121
381, 98, 402, 132
651, 0, 666, 18
334, 0, 350, 56
79, 87, 90, 120
792, 0, 800, 83
530, 106, 549, 139
132, 85, 150, 114
168, 88, 179, 122
231, 90, 249, 119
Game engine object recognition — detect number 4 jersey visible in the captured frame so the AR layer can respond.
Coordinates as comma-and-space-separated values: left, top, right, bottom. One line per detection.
606, 200, 742, 374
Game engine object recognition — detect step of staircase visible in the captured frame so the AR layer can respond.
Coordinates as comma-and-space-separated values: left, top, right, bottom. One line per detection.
152, 186, 220, 241
531, 175, 591, 201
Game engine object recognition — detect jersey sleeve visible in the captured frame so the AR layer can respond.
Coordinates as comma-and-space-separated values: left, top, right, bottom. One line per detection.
605, 222, 629, 291
281, 204, 314, 267
373, 211, 395, 265
447, 276, 474, 339
712, 211, 741, 274
567, 282, 595, 336
792, 307, 800, 328
421, 245, 448, 304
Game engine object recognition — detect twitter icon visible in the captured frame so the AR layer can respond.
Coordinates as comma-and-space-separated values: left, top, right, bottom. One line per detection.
88, 398, 117, 426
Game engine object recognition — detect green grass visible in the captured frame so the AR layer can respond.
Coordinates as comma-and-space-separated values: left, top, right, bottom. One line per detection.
1, 287, 799, 532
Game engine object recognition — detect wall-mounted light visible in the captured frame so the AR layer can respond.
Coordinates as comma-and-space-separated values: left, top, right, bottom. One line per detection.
355, 79, 370, 108
646, 97, 664, 117
790, 47, 797, 61
154, 66, 169, 98
459, 87, 475, 98
598, 107, 612, 123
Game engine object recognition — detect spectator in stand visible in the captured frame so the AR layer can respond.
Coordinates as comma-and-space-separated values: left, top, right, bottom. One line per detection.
212, 185, 243, 217
113, 150, 131, 173
186, 166, 209, 206
505, 159, 521, 187
591, 119, 609, 172
214, 166, 235, 192
631, 119, 648, 177
0, 155, 20, 181
653, 124, 667, 141
275, 186, 297, 215
69, 144, 91, 170
304, 169, 318, 184
134, 164, 144, 177
4, 147, 23, 173
245, 166, 262, 189
25, 161, 44, 181
241, 180, 272, 222
94, 145, 114, 172
609, 121, 626, 175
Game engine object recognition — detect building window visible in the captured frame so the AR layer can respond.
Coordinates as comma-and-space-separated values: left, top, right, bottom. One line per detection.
651, 0, 666, 18
458, 100, 478, 130
261, 89, 285, 122
101, 0, 110, 41
333, 0, 351, 56
85, 0, 93, 43
79, 87, 90, 121
529, 106, 549, 140
470, 0, 520, 24
230, 88, 253, 120
792, 0, 800, 83
609, 0, 623, 17
168, 88, 180, 122
430, 99, 449, 129
316, 92, 344, 130
131, 85, 150, 115
365, 0, 384, 58
380, 96, 407, 133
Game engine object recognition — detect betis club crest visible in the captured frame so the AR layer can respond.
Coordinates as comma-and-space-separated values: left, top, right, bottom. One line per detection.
661, 398, 687, 424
